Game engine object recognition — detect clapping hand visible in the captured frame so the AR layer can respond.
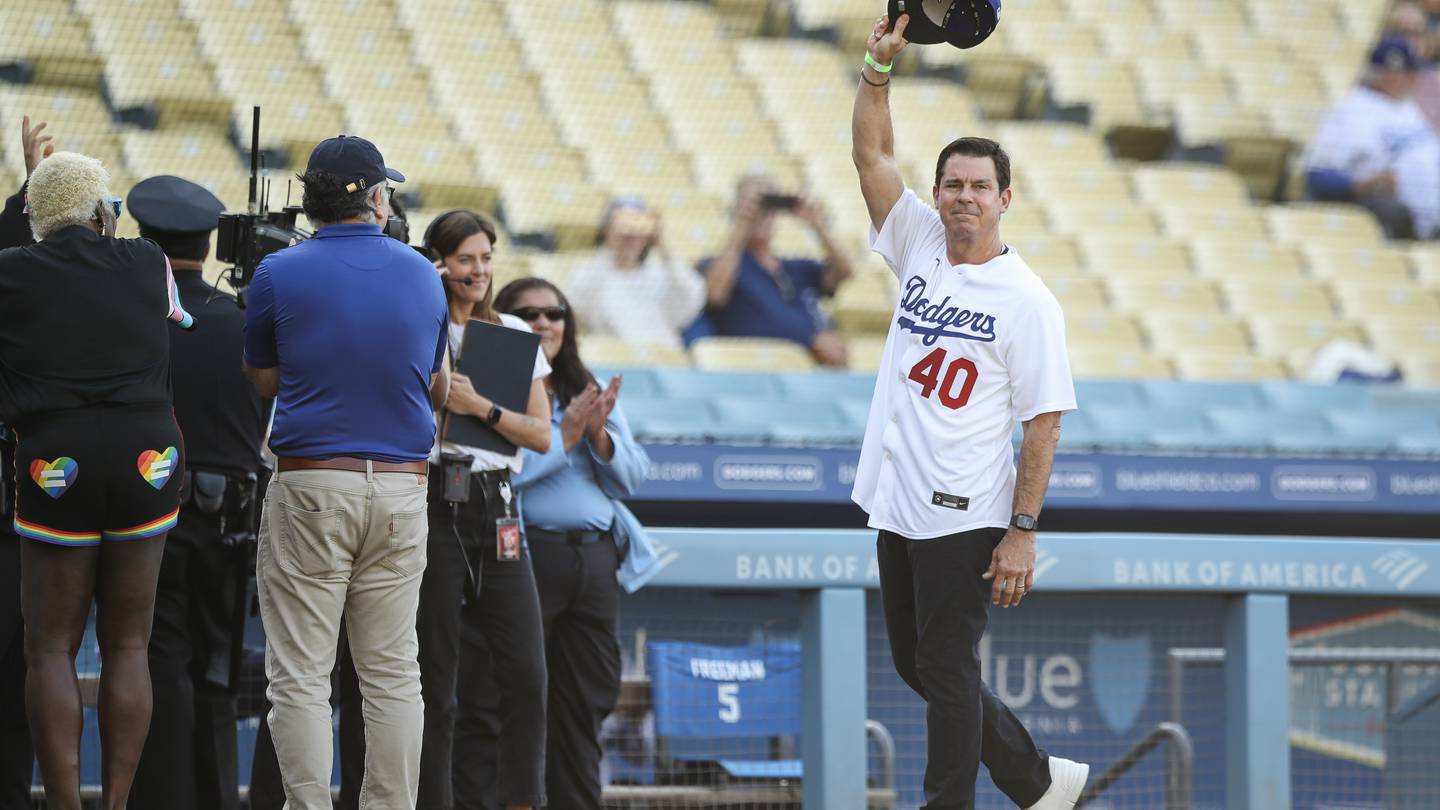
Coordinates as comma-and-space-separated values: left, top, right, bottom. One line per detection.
22, 116, 54, 178
562, 383, 601, 450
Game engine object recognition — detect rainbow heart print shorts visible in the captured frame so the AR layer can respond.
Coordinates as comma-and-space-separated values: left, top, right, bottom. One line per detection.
10, 403, 184, 547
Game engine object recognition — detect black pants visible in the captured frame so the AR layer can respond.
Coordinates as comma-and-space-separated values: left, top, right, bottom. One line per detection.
131, 505, 242, 810
457, 534, 621, 810
0, 532, 33, 808
877, 528, 1051, 810
248, 631, 366, 810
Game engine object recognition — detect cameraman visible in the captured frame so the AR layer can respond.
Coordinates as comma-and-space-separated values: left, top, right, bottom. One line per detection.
243, 135, 448, 810
128, 176, 268, 810
0, 150, 192, 809
0, 113, 51, 809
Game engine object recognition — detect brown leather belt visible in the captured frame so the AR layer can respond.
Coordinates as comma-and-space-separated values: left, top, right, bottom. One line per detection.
277, 456, 428, 476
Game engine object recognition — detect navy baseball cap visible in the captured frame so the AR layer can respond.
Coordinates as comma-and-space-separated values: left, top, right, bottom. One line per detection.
887, 0, 1001, 49
127, 175, 225, 235
305, 135, 405, 193
1370, 36, 1421, 72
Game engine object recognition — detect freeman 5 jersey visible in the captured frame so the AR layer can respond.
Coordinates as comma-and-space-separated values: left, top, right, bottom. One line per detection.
851, 190, 1078, 539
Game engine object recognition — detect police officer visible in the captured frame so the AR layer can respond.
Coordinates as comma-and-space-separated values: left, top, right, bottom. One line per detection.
127, 175, 268, 810
0, 113, 49, 810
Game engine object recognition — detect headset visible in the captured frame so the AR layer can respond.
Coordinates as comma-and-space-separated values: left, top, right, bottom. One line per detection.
423, 209, 498, 288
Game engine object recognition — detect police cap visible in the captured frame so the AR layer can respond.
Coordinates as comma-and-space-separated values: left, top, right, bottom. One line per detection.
127, 175, 225, 236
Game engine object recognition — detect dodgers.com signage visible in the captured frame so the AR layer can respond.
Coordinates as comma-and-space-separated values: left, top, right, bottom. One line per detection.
637, 444, 1440, 514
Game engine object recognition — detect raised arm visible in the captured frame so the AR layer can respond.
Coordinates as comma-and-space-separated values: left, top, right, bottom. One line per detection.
853, 15, 910, 231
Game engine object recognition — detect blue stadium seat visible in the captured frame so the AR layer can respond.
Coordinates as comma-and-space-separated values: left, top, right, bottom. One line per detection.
1327, 411, 1440, 440
1087, 405, 1210, 439
837, 399, 871, 429
1395, 433, 1440, 453
654, 369, 779, 400
1140, 380, 1264, 410
1257, 381, 1372, 413
712, 398, 858, 446
1074, 379, 1146, 409
1369, 386, 1440, 414
1145, 429, 1270, 452
647, 640, 802, 781
775, 371, 876, 403
1270, 432, 1396, 454
1206, 408, 1331, 439
591, 367, 661, 399
624, 398, 725, 442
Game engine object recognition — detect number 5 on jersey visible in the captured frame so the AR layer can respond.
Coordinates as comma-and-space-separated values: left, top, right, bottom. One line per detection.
908, 348, 978, 409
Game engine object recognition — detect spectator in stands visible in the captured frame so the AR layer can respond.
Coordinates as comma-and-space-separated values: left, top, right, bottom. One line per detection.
697, 174, 855, 367
1304, 35, 1440, 239
485, 277, 662, 810
568, 197, 705, 349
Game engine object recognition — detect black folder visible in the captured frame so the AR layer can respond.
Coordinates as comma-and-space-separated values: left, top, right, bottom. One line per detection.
443, 319, 541, 454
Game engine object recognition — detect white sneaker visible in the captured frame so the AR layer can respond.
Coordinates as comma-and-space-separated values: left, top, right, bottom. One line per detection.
1023, 756, 1090, 810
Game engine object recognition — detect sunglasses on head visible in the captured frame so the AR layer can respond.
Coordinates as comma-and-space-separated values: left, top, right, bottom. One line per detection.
510, 306, 567, 323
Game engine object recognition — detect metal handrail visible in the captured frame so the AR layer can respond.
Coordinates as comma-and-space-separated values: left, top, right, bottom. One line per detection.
1074, 721, 1194, 810
865, 718, 896, 794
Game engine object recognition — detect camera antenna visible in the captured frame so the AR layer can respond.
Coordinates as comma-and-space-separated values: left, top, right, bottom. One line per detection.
246, 106, 260, 216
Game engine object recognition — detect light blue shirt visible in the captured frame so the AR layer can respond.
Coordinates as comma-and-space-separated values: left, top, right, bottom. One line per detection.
514, 399, 663, 592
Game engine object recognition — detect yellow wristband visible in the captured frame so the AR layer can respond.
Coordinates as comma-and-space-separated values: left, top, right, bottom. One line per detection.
864, 53, 893, 74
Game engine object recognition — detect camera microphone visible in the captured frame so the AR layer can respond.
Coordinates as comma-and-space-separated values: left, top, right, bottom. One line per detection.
445, 276, 475, 287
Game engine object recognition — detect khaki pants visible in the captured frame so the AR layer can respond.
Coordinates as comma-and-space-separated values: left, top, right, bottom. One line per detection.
256, 467, 429, 810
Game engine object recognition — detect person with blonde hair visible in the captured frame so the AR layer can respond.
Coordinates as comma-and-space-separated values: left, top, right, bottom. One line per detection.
0, 148, 193, 810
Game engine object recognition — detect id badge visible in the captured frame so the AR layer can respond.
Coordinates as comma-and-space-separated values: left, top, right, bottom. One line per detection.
496, 518, 522, 562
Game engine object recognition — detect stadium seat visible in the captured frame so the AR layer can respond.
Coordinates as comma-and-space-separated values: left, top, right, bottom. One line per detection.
579, 338, 690, 369
1047, 276, 1110, 314
1173, 352, 1287, 382
1267, 204, 1385, 246
1, 3, 104, 88
1220, 278, 1336, 319
654, 369, 779, 400
1189, 239, 1308, 280
1327, 410, 1440, 442
1068, 347, 1175, 379
1157, 206, 1272, 244
832, 273, 899, 336
1405, 244, 1440, 291
1067, 312, 1147, 351
1079, 236, 1193, 278
774, 372, 876, 404
1364, 318, 1440, 360
1047, 201, 1162, 238
1247, 315, 1365, 365
1131, 163, 1252, 208
1141, 378, 1264, 410
1257, 380, 1373, 413
1087, 403, 1209, 436
1332, 281, 1440, 322
995, 122, 1112, 170
1145, 314, 1251, 355
586, 368, 661, 400
1206, 408, 1331, 441
1108, 277, 1224, 316
690, 337, 816, 373
1074, 379, 1147, 408
1302, 245, 1415, 285
1100, 25, 1196, 63
1008, 236, 1085, 274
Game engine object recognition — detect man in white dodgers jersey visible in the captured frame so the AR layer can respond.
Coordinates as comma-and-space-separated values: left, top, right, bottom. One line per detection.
850, 14, 1089, 810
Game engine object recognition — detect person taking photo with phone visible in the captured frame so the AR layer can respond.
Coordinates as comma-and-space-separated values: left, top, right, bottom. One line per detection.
694, 173, 856, 368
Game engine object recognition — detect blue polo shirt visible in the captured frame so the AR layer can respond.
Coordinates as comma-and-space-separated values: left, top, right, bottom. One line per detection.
243, 223, 447, 462
700, 251, 831, 346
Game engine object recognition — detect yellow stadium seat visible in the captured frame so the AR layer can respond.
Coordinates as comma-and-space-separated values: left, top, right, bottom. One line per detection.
1263, 97, 1330, 145
1247, 315, 1366, 362
1007, 235, 1084, 274
1134, 58, 1232, 113
1189, 239, 1307, 279
524, 252, 590, 293
1332, 281, 1440, 322
1302, 246, 1415, 286
1064, 0, 1158, 27
0, 4, 103, 87
1364, 318, 1440, 358
1398, 356, 1440, 386
1108, 277, 1224, 316
1172, 96, 1272, 146
1144, 314, 1251, 354
1155, 204, 1269, 242
1154, 0, 1250, 30
1047, 202, 1161, 238
1173, 352, 1287, 382
1220, 277, 1336, 319
1267, 204, 1385, 246
995, 122, 1111, 169
1227, 61, 1327, 114
691, 337, 816, 372
1020, 165, 1132, 202
1131, 163, 1251, 207
1080, 236, 1194, 277
581, 338, 691, 369
499, 181, 610, 250
1101, 26, 1196, 63
1407, 244, 1440, 290
1047, 276, 1110, 313
1068, 312, 1146, 349
833, 273, 900, 336
1044, 62, 1150, 129
1003, 20, 1105, 63
1068, 347, 1175, 379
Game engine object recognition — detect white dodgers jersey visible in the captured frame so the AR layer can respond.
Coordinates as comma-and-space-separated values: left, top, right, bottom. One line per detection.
851, 190, 1077, 539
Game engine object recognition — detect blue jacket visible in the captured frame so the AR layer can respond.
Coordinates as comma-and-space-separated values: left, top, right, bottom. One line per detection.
514, 399, 663, 593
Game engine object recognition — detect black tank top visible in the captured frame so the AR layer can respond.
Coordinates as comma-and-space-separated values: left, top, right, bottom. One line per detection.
0, 226, 174, 426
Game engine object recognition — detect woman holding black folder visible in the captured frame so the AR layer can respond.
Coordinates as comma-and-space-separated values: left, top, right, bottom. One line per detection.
415, 209, 552, 810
